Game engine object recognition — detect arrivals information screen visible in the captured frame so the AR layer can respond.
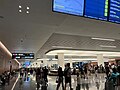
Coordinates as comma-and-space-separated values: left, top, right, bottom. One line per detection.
53, 0, 85, 16
12, 53, 34, 59
53, 0, 120, 24
85, 0, 108, 20
109, 0, 120, 23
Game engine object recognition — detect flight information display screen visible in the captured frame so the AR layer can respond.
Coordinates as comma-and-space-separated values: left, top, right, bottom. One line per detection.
12, 53, 34, 59
109, 0, 120, 23
53, 0, 120, 24
84, 0, 108, 20
53, 0, 85, 16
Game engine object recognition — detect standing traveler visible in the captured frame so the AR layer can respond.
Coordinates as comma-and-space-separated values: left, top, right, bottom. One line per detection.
109, 68, 119, 85
1, 73, 6, 86
95, 65, 99, 77
56, 66, 64, 90
7, 72, 10, 85
76, 72, 80, 90
64, 63, 72, 90
36, 68, 41, 90
105, 64, 110, 78
43, 66, 48, 82
84, 65, 88, 79
79, 66, 84, 78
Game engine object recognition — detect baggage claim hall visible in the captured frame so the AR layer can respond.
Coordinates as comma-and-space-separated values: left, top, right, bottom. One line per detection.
0, 0, 120, 90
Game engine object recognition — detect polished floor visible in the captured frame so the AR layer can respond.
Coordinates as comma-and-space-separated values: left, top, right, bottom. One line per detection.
12, 74, 106, 90
0, 76, 18, 90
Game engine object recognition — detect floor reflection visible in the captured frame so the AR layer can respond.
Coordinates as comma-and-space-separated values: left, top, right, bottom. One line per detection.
13, 74, 106, 90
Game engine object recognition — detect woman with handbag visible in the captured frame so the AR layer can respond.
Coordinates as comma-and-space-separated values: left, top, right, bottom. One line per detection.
56, 66, 64, 90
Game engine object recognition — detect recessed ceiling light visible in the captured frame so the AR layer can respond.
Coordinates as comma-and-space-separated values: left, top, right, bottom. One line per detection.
91, 37, 115, 41
19, 5, 22, 8
26, 11, 29, 14
19, 9, 22, 13
27, 7, 29, 9
100, 45, 116, 48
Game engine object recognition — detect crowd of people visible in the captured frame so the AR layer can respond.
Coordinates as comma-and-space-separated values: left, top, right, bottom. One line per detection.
17, 63, 120, 90
19, 66, 49, 90
0, 62, 120, 90
0, 70, 17, 86
56, 63, 120, 90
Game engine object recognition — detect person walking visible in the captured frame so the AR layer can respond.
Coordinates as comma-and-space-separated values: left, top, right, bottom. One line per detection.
84, 65, 88, 79
95, 65, 99, 77
109, 68, 119, 85
43, 66, 48, 82
36, 68, 41, 90
56, 66, 64, 90
64, 63, 72, 90
105, 64, 110, 78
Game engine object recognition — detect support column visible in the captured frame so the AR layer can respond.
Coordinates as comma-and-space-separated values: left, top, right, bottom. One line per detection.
58, 53, 64, 70
97, 54, 104, 66
69, 58, 73, 68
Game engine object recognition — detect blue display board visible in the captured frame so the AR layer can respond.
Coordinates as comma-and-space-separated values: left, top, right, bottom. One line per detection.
23, 61, 31, 67
109, 0, 120, 23
53, 0, 120, 24
53, 0, 85, 16
85, 0, 108, 20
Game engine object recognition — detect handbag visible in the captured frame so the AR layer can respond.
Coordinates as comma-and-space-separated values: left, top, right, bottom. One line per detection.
56, 77, 59, 83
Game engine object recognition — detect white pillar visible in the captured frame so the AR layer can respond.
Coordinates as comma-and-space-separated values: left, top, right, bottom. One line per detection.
97, 54, 104, 66
69, 58, 73, 68
58, 53, 64, 70
47, 60, 51, 67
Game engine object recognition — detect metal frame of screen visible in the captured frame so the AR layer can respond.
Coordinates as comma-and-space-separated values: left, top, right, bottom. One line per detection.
52, 0, 120, 24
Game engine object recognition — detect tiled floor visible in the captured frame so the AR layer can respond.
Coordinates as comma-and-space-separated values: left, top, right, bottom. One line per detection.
12, 74, 106, 90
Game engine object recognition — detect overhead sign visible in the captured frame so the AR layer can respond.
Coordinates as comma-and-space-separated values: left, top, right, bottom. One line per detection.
12, 53, 34, 59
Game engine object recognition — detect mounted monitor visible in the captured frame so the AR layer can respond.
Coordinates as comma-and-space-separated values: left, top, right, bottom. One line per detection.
12, 53, 34, 59
84, 0, 108, 20
109, 0, 120, 23
53, 0, 85, 16
53, 0, 120, 24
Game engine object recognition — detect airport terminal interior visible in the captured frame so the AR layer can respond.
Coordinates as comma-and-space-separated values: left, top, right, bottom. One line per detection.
0, 0, 120, 90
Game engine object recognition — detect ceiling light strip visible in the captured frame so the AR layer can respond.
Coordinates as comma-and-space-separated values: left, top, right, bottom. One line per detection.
91, 37, 115, 41
100, 45, 116, 48
52, 46, 73, 48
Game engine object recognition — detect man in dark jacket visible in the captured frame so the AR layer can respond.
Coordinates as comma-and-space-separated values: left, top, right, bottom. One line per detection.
64, 63, 72, 90
43, 66, 48, 82
56, 66, 64, 90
